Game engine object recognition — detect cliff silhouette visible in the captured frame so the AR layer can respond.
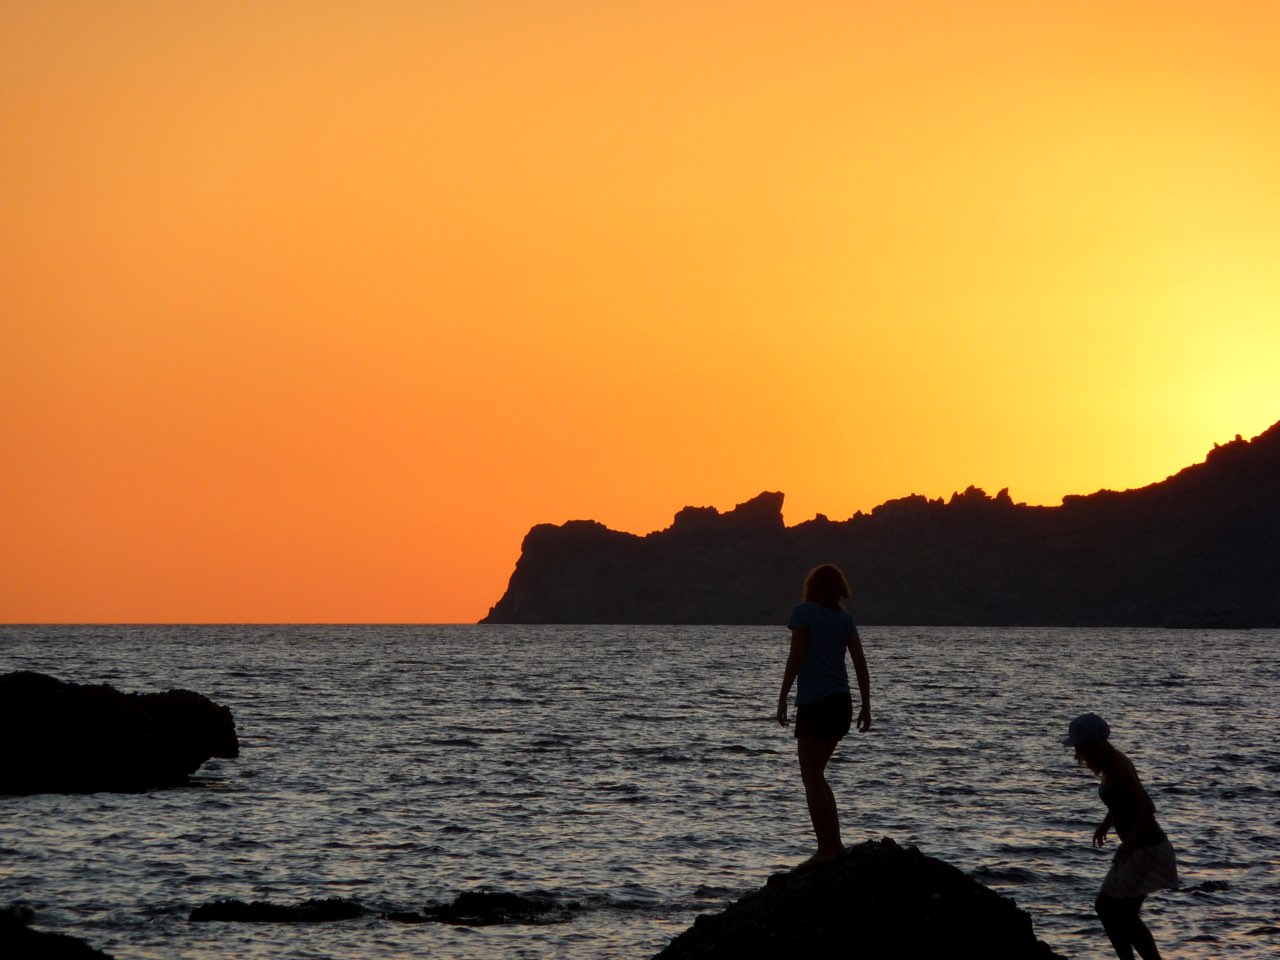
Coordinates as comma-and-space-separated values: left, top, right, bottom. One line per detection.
482, 421, 1280, 627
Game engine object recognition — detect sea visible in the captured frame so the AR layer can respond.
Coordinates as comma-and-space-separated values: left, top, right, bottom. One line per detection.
2, 625, 1277, 959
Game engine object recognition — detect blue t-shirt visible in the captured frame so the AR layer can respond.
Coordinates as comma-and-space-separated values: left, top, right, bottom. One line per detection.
788, 601, 858, 705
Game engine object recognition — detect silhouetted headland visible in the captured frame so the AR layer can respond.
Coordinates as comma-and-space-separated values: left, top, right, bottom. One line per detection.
0, 671, 239, 795
483, 421, 1280, 626
653, 838, 1065, 960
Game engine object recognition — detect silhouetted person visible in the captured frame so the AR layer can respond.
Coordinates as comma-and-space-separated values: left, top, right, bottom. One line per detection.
776, 563, 871, 869
1064, 713, 1179, 960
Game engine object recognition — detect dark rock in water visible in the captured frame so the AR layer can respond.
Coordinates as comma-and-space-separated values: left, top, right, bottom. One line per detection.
1181, 879, 1231, 893
653, 838, 1066, 960
0, 671, 239, 795
417, 890, 579, 926
189, 890, 580, 928
189, 898, 363, 923
1, 905, 115, 959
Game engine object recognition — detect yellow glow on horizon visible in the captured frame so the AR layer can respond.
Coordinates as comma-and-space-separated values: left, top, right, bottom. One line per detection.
3, 1, 1278, 622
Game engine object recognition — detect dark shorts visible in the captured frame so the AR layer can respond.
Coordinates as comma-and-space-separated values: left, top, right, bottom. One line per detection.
794, 692, 853, 741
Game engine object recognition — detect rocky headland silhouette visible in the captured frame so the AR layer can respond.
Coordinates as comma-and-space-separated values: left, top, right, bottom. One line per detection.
483, 421, 1280, 627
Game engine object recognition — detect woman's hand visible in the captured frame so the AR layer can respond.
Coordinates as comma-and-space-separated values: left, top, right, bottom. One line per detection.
856, 702, 872, 732
1093, 822, 1109, 848
776, 696, 789, 727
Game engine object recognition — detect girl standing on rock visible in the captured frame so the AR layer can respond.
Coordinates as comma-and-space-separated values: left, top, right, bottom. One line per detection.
776, 563, 872, 869
1065, 712, 1179, 960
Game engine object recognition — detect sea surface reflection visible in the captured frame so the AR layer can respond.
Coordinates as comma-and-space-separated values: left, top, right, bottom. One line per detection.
2, 625, 1277, 958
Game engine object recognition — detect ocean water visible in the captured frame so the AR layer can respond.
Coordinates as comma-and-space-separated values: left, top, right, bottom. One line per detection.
2, 624, 1277, 959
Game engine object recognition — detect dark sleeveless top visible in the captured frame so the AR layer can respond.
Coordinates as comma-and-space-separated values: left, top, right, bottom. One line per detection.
1099, 781, 1166, 848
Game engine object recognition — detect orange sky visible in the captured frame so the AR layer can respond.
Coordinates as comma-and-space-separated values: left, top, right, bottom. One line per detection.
3, 1, 1279, 623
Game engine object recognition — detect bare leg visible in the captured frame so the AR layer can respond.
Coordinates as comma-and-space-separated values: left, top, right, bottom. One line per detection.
1096, 895, 1160, 960
1130, 919, 1162, 960
796, 735, 842, 863
1096, 895, 1137, 960
1124, 897, 1161, 960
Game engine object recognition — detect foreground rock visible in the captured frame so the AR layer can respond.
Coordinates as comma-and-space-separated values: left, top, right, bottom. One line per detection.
189, 898, 363, 923
654, 838, 1066, 960
0, 671, 239, 794
1, 905, 115, 959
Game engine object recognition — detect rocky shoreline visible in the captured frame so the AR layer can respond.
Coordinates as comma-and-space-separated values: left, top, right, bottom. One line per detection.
3, 669, 1071, 956
5, 840, 1068, 957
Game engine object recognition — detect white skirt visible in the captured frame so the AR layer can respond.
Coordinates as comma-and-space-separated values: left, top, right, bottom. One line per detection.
1100, 835, 1180, 899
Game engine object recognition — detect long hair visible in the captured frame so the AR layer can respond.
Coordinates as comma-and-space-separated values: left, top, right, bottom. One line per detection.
802, 564, 851, 609
1075, 739, 1117, 776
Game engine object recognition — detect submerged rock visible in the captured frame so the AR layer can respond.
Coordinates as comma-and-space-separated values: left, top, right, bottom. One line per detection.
187, 890, 580, 927
0, 671, 239, 795
415, 890, 579, 926
0, 905, 115, 959
654, 838, 1066, 960
189, 898, 363, 923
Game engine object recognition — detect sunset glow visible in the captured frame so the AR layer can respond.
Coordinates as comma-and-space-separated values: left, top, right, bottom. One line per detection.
4, 1, 1279, 622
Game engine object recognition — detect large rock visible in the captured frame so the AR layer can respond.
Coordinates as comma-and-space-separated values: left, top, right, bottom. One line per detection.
654, 838, 1065, 960
0, 671, 239, 794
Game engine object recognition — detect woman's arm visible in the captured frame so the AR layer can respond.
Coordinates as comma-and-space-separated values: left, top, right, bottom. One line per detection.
846, 630, 872, 732
777, 627, 807, 726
